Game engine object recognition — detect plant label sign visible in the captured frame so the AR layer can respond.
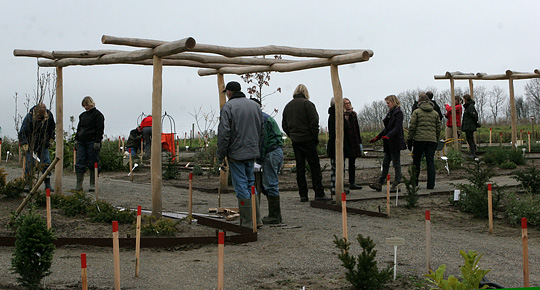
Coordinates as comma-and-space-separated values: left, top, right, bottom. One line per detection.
386, 237, 405, 246
454, 190, 460, 201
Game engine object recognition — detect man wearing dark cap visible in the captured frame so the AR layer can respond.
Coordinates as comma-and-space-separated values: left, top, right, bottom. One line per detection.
217, 81, 264, 227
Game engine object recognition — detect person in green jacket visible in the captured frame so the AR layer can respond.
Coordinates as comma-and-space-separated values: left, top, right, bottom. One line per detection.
408, 93, 441, 189
461, 94, 479, 158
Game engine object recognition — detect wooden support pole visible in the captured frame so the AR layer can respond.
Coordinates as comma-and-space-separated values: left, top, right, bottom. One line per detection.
330, 64, 344, 203
386, 174, 390, 217
118, 136, 121, 152
135, 206, 141, 277
112, 221, 121, 290
81, 253, 88, 290
151, 55, 163, 218
176, 137, 180, 161
450, 78, 458, 151
0, 140, 2, 165
54, 66, 64, 194
341, 193, 348, 242
521, 218, 529, 288
251, 186, 257, 233
46, 188, 51, 230
94, 162, 99, 200
509, 78, 518, 147
18, 144, 21, 165
217, 231, 225, 290
188, 173, 193, 222
425, 210, 431, 273
487, 184, 493, 234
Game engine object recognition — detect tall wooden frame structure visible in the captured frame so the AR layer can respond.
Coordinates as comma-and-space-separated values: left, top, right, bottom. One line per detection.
434, 70, 540, 150
14, 35, 374, 216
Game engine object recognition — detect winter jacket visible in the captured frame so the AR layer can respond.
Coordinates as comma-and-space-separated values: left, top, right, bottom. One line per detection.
260, 112, 283, 160
217, 91, 263, 161
462, 101, 479, 133
444, 104, 463, 127
19, 105, 56, 152
327, 106, 351, 158
75, 107, 105, 143
377, 106, 406, 153
282, 93, 320, 144
126, 128, 143, 149
412, 99, 443, 120
408, 101, 441, 143
344, 110, 363, 158
140, 116, 152, 128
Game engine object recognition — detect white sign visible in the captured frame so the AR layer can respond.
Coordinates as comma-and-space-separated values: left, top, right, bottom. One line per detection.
454, 190, 461, 201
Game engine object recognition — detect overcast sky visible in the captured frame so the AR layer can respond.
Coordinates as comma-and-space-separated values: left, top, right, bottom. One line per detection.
1, 1, 539, 140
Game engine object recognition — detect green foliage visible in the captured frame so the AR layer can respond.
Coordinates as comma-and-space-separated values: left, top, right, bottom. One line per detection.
11, 212, 56, 290
163, 154, 180, 180
445, 149, 464, 170
507, 149, 526, 165
333, 234, 392, 290
402, 165, 419, 208
505, 192, 540, 227
60, 191, 92, 217
424, 250, 490, 290
499, 161, 517, 169
512, 164, 540, 195
87, 200, 136, 224
0, 167, 7, 189
482, 146, 525, 168
0, 177, 25, 198
193, 164, 204, 176
140, 215, 180, 236
455, 160, 501, 218
98, 145, 127, 172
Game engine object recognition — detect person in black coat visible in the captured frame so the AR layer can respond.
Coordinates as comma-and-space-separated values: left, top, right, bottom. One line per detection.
74, 96, 105, 192
368, 95, 407, 191
327, 98, 352, 196
461, 94, 479, 158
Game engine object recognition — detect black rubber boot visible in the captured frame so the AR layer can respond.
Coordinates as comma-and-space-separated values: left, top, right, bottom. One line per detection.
74, 172, 84, 191
262, 196, 282, 224
44, 177, 54, 192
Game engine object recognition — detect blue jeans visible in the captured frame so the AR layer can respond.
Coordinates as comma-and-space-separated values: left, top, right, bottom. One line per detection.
127, 147, 139, 156
412, 141, 437, 188
262, 147, 283, 197
229, 159, 257, 199
378, 151, 402, 184
76, 141, 100, 173
25, 148, 51, 175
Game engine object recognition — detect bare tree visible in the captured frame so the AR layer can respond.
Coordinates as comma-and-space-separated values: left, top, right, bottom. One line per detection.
488, 86, 507, 125
514, 95, 529, 122
240, 55, 281, 110
189, 106, 219, 147
358, 100, 386, 132
473, 86, 488, 124
525, 78, 540, 118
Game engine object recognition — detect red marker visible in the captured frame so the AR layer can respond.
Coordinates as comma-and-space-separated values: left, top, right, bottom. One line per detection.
487, 183, 492, 191
341, 192, 346, 201
46, 188, 51, 197
218, 232, 225, 245
387, 174, 390, 181
81, 253, 87, 268
425, 210, 430, 221
94, 162, 98, 168
251, 186, 255, 195
112, 221, 118, 232
189, 172, 193, 180
522, 217, 527, 229
137, 206, 141, 216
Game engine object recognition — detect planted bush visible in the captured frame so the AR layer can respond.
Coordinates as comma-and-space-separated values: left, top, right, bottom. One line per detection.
402, 165, 419, 208
455, 160, 501, 218
98, 145, 127, 172
445, 149, 464, 170
424, 250, 490, 290
0, 177, 25, 198
87, 200, 135, 224
512, 165, 540, 195
141, 215, 180, 236
505, 193, 540, 227
61, 191, 92, 217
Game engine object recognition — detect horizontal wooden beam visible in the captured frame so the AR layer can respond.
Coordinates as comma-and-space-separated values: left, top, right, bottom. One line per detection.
39, 58, 242, 69
52, 50, 124, 58
435, 72, 540, 81
13, 49, 54, 59
198, 51, 371, 76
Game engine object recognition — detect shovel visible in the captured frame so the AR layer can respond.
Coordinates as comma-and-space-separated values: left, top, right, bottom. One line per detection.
128, 163, 139, 176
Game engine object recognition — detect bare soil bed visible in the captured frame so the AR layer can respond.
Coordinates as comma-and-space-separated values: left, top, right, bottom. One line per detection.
0, 152, 539, 289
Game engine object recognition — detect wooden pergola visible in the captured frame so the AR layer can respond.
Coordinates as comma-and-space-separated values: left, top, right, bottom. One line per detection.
14, 35, 374, 216
434, 69, 540, 150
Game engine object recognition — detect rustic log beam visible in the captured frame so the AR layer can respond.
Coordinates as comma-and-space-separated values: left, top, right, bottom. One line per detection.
39, 58, 242, 69
445, 71, 474, 78
198, 51, 371, 76
52, 50, 124, 59
506, 70, 532, 76
13, 49, 54, 59
535, 69, 539, 74
435, 72, 540, 80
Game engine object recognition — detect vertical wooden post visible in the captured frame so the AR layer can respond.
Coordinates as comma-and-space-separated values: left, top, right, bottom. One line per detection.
151, 54, 163, 218
330, 64, 344, 203
522, 218, 529, 288
509, 78, 518, 147
425, 210, 431, 273
129, 149, 133, 182
217, 231, 225, 290
121, 137, 125, 153
94, 162, 99, 200
135, 206, 141, 277
55, 66, 64, 194
46, 188, 51, 230
341, 193, 348, 241
112, 221, 121, 290
188, 173, 193, 222
217, 73, 228, 193
251, 186, 257, 233
489, 128, 492, 146
487, 184, 493, 234
450, 78, 458, 151
528, 131, 531, 152
73, 147, 76, 173
81, 253, 88, 290
386, 174, 390, 217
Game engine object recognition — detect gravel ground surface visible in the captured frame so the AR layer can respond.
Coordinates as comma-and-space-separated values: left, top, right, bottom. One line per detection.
0, 157, 539, 289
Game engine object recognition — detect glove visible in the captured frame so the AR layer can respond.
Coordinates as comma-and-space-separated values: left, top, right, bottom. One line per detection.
407, 140, 413, 151
21, 144, 29, 152
381, 136, 389, 140
369, 136, 380, 143
93, 142, 101, 151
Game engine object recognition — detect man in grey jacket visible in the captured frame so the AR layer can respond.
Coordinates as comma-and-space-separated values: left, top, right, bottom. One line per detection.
217, 81, 264, 227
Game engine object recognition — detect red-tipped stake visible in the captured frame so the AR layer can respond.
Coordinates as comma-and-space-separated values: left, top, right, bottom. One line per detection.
135, 206, 141, 277
499, 132, 503, 145
188, 173, 193, 223
341, 193, 348, 241
489, 127, 492, 146
386, 174, 391, 217
522, 218, 529, 287
217, 231, 225, 290
81, 253, 88, 290
487, 184, 493, 234
94, 162, 99, 201
425, 210, 431, 273
112, 221, 121, 290
122, 137, 125, 153
251, 186, 257, 233
528, 131, 531, 153
46, 188, 51, 230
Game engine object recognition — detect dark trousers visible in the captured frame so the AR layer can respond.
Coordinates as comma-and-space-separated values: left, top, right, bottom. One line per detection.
465, 131, 476, 157
142, 126, 152, 158
378, 151, 402, 184
75, 141, 100, 173
292, 141, 325, 197
348, 157, 356, 184
412, 141, 437, 188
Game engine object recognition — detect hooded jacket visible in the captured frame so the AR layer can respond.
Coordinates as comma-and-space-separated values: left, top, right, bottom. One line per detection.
462, 100, 479, 132
377, 106, 406, 153
282, 93, 320, 143
408, 101, 441, 143
19, 105, 56, 152
217, 91, 263, 161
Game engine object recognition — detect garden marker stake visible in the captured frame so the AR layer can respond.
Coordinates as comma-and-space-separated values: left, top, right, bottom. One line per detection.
121, 137, 125, 153
528, 131, 531, 152
217, 231, 225, 290
385, 238, 405, 281
386, 174, 390, 217
21, 154, 26, 179
188, 173, 193, 223
140, 138, 144, 163
46, 188, 51, 229
129, 149, 133, 182
184, 132, 186, 147
487, 184, 493, 234
73, 147, 76, 173
251, 186, 257, 233
425, 210, 431, 273
18, 143, 21, 165
135, 206, 141, 277
522, 218, 529, 287
499, 132, 502, 146
112, 221, 121, 290
341, 193, 348, 241
489, 127, 492, 146
81, 253, 88, 290
118, 136, 121, 152
94, 162, 99, 201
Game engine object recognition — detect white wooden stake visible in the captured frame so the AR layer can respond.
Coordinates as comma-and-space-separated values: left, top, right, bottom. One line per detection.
112, 221, 121, 290
341, 193, 348, 241
425, 210, 431, 273
135, 206, 141, 277
217, 231, 225, 290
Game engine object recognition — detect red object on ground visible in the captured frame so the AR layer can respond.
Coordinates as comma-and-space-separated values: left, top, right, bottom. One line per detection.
94, 162, 98, 168
189, 173, 193, 180
81, 253, 87, 268
387, 174, 390, 181
137, 206, 141, 216
425, 210, 430, 221
522, 218, 527, 229
218, 232, 225, 244
112, 221, 118, 232
251, 186, 255, 195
